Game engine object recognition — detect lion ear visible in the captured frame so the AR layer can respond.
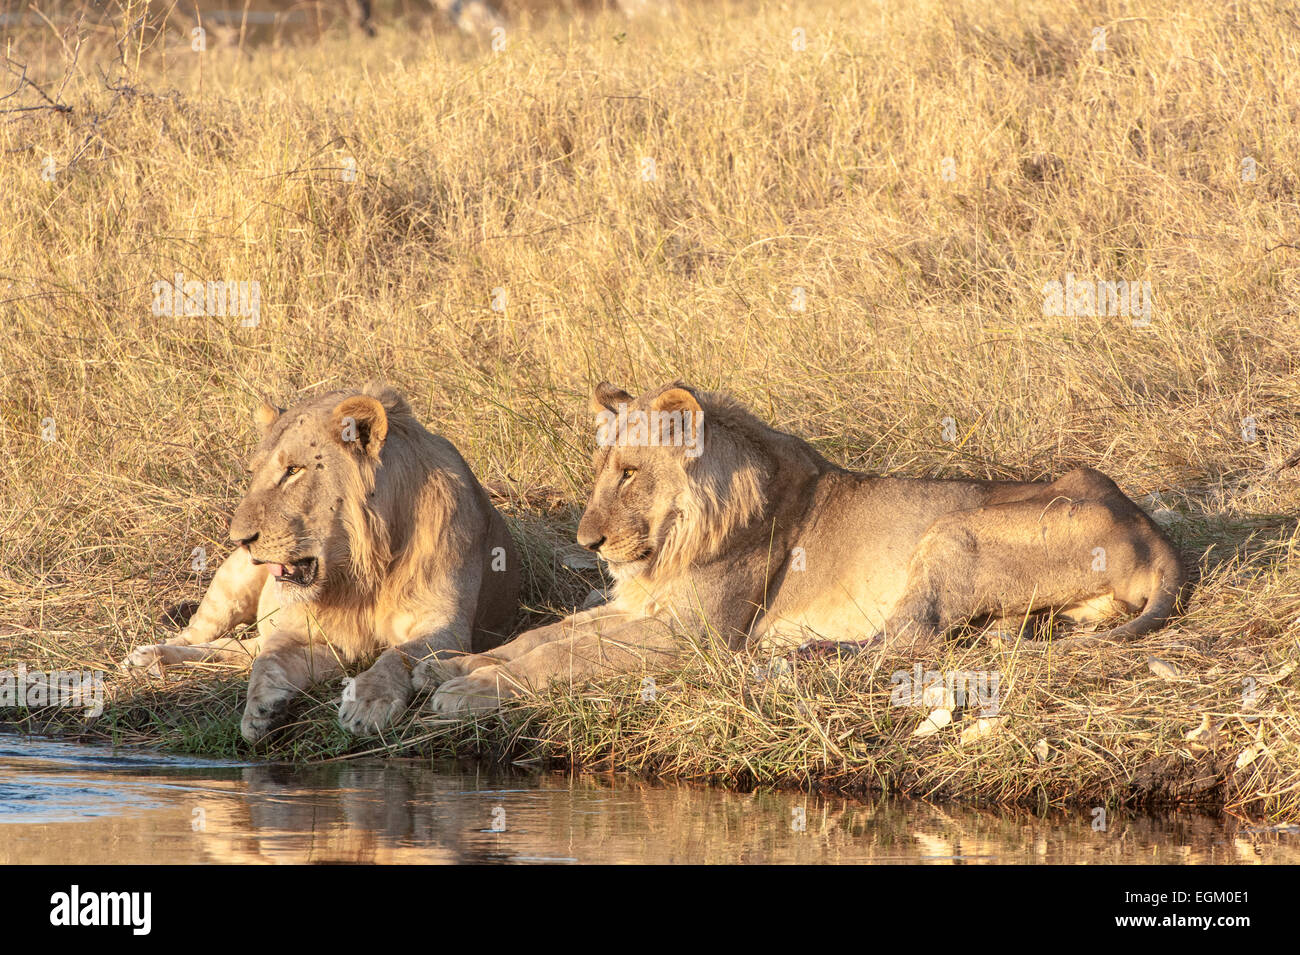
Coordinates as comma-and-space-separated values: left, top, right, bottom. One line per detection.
650, 386, 702, 417
330, 395, 388, 460
591, 381, 634, 414
650, 386, 704, 454
254, 400, 284, 434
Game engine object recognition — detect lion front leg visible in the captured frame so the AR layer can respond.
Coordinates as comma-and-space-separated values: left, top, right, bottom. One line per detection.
430, 618, 679, 716
412, 607, 629, 693
124, 548, 269, 672
242, 636, 344, 743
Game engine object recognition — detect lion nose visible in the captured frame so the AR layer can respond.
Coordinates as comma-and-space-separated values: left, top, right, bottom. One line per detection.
230, 529, 259, 549
578, 532, 606, 552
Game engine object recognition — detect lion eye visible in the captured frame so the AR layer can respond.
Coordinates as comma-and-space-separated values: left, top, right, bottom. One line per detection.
619, 467, 637, 484
280, 465, 304, 484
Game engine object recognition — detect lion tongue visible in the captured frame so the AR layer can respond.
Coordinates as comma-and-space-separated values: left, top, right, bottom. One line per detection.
269, 563, 286, 578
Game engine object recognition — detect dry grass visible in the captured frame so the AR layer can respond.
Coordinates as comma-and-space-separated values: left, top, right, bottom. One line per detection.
2, 0, 1300, 819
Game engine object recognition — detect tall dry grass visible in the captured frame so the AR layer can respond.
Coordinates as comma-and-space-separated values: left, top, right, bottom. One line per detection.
2, 0, 1299, 816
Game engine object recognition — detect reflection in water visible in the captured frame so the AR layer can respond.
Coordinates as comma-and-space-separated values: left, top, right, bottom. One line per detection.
0, 737, 1296, 864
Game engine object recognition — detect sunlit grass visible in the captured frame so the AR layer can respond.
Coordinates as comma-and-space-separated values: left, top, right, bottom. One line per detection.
2, 0, 1299, 818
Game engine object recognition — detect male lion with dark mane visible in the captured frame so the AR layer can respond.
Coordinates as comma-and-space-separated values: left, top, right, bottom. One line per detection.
425, 381, 1187, 714
124, 384, 519, 741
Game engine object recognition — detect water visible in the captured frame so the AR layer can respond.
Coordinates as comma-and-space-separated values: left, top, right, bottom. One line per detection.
0, 736, 1296, 864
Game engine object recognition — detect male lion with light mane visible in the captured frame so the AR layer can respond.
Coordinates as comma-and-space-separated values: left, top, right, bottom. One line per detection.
124, 384, 520, 741
425, 381, 1187, 714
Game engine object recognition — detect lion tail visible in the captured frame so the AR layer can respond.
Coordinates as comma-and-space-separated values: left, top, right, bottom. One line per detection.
1103, 538, 1189, 641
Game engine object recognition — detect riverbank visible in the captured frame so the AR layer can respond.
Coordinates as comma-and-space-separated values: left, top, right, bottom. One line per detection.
6, 512, 1299, 821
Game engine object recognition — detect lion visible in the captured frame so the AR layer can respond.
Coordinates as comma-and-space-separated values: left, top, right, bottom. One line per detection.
424, 381, 1187, 714
123, 384, 520, 741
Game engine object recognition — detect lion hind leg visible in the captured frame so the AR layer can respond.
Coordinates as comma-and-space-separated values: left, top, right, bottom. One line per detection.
172, 635, 268, 665
1059, 594, 1127, 626
889, 491, 1184, 649
166, 548, 269, 646
880, 506, 1080, 651
128, 636, 268, 672
125, 551, 271, 673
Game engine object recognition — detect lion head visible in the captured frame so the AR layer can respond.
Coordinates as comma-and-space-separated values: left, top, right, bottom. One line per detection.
576, 381, 768, 585
227, 384, 409, 606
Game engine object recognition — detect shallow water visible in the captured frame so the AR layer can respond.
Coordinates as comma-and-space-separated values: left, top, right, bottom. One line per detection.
2, 737, 1298, 864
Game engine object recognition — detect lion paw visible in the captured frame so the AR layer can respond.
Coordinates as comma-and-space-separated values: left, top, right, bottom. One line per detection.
411, 655, 459, 692
338, 664, 414, 735
122, 643, 173, 675
122, 641, 232, 672
240, 700, 287, 744
241, 658, 297, 743
429, 667, 520, 717
789, 636, 878, 662
412, 651, 496, 692
241, 686, 291, 743
1049, 633, 1107, 651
